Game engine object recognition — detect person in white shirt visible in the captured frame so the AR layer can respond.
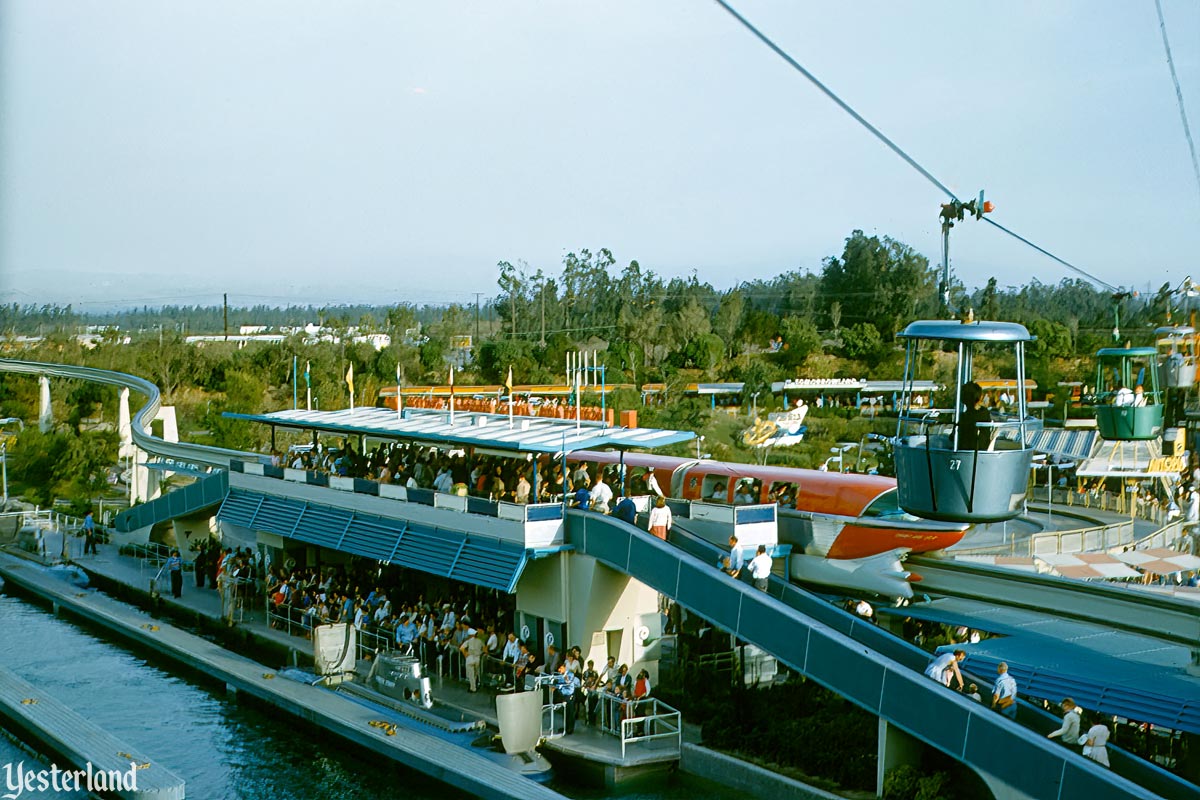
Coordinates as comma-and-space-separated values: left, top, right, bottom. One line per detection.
643, 469, 664, 498
648, 496, 673, 539
434, 467, 454, 494
749, 545, 772, 590
501, 633, 520, 662
591, 473, 614, 513
599, 656, 618, 686
1083, 720, 1110, 767
1131, 385, 1147, 407
1112, 384, 1134, 406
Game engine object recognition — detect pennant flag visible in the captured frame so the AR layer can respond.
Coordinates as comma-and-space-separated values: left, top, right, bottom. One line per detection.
449, 364, 455, 390
304, 361, 311, 388
505, 366, 514, 395
345, 363, 354, 395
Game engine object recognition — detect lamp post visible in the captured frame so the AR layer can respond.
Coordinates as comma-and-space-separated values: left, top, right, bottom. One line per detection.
696, 435, 706, 460
751, 392, 760, 418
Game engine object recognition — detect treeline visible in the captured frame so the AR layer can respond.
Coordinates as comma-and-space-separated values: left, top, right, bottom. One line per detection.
0, 302, 450, 336
0, 228, 1182, 503
1, 230, 1179, 449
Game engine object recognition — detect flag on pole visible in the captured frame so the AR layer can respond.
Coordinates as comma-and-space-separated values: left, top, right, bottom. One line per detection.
345, 363, 354, 394
449, 364, 456, 422
505, 366, 513, 395
396, 362, 403, 418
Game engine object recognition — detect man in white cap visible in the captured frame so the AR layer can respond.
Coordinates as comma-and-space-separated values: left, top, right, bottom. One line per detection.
461, 627, 485, 692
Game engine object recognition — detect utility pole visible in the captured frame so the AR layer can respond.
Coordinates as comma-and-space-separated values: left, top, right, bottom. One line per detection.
223, 293, 229, 341
938, 191, 993, 317
540, 283, 546, 347
474, 293, 482, 344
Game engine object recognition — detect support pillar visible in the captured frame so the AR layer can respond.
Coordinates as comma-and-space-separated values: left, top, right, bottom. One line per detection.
38, 375, 52, 432
118, 387, 135, 460
877, 719, 923, 796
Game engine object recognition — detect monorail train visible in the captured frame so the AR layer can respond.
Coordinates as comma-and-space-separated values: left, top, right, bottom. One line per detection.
569, 450, 968, 599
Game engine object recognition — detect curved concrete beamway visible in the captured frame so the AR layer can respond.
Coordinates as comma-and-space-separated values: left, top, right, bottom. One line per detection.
0, 359, 263, 469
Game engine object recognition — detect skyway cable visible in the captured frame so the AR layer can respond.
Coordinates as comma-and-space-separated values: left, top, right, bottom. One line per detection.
1153, 0, 1200, 220
712, 0, 1119, 291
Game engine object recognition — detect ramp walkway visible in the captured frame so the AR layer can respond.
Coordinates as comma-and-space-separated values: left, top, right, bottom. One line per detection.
113, 471, 228, 534
565, 509, 1177, 800
661, 517, 1196, 799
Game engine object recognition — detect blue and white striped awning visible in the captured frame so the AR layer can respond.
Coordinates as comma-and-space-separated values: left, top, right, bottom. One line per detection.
217, 488, 530, 592
1023, 428, 1098, 461
223, 407, 693, 454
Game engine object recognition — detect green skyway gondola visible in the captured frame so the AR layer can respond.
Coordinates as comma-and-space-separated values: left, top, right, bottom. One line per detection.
1091, 346, 1164, 441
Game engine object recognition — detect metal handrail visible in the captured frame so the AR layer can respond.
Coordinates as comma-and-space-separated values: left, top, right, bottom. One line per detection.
618, 698, 682, 760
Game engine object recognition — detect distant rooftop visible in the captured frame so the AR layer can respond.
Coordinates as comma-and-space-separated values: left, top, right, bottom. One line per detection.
223, 407, 695, 454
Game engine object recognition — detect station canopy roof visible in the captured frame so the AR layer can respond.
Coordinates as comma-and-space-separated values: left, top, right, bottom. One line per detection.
1074, 439, 1183, 478
771, 378, 940, 393
897, 320, 1032, 343
223, 407, 695, 455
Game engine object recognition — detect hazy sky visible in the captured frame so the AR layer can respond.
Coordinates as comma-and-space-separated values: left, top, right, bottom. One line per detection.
2, 1, 1198, 311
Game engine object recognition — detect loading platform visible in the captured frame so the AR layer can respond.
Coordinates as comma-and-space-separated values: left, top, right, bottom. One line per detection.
0, 553, 567, 800
0, 664, 185, 800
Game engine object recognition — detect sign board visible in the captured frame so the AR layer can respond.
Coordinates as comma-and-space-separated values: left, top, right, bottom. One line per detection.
1148, 456, 1187, 474
450, 335, 473, 349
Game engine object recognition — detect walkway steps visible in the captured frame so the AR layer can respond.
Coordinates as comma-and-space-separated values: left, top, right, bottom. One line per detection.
0, 664, 185, 800
0, 554, 566, 800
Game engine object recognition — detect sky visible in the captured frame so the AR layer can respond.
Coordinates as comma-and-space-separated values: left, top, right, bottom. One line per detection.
1, 1, 1199, 312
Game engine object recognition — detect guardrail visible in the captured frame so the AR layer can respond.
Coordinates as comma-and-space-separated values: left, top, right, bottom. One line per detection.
114, 471, 228, 533
585, 691, 682, 758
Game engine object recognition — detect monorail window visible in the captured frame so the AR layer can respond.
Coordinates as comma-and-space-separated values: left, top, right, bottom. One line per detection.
701, 476, 728, 502
861, 489, 915, 519
769, 482, 799, 508
733, 479, 761, 505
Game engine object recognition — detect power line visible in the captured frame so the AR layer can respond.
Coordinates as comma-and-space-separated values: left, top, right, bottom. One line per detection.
712, 0, 1119, 293
1153, 0, 1200, 220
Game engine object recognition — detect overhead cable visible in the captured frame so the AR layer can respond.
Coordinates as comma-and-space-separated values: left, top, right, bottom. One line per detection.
711, 0, 1119, 292
1153, 0, 1200, 221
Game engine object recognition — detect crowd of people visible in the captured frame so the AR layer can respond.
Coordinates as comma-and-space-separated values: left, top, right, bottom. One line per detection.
271, 438, 665, 510
257, 552, 658, 737
920, 636, 1115, 769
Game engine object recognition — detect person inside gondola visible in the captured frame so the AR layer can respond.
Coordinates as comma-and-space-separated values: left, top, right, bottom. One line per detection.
959, 381, 991, 450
